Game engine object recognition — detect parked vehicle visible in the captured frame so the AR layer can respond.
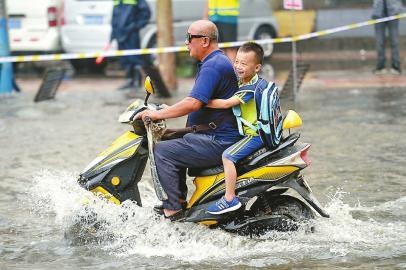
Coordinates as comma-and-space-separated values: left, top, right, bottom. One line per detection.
6, 0, 63, 54
60, 0, 279, 71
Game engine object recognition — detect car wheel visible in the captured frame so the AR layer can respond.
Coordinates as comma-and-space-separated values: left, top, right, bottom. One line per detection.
70, 59, 106, 74
254, 25, 276, 58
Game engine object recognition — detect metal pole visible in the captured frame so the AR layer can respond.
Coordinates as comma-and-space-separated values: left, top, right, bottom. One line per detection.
0, 0, 13, 94
290, 9, 297, 102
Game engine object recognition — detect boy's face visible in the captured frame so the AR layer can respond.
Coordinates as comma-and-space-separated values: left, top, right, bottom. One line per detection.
233, 50, 262, 83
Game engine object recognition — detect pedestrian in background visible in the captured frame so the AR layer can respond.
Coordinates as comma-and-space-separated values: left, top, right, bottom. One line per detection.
110, 0, 151, 90
372, 0, 403, 75
204, 0, 239, 62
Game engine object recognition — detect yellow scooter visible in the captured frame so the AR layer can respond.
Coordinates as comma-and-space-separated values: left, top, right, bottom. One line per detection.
77, 77, 329, 236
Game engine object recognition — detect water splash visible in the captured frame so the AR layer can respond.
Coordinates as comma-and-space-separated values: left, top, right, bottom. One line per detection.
28, 171, 406, 266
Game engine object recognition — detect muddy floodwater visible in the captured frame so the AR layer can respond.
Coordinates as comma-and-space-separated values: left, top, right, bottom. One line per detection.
1, 85, 405, 269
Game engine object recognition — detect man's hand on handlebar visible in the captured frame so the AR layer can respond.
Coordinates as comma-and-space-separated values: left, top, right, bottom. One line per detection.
134, 109, 160, 121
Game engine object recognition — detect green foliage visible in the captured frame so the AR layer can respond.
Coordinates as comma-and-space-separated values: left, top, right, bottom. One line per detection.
176, 52, 196, 78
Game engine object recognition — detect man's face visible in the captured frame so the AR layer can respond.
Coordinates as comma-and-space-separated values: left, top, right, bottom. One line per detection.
185, 25, 207, 60
234, 51, 261, 83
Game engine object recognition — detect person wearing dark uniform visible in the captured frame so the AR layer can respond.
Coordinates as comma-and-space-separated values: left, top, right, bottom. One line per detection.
110, 0, 151, 89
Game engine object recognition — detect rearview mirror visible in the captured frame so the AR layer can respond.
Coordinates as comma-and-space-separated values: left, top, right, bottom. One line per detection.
144, 76, 155, 95
143, 76, 154, 106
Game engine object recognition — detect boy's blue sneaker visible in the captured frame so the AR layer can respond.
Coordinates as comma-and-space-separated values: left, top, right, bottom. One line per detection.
207, 196, 242, 215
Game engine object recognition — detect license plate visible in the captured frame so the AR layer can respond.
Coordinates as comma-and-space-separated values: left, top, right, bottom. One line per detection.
84, 15, 103, 25
8, 18, 21, 29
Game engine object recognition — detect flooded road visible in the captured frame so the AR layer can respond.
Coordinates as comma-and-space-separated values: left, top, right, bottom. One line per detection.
1, 84, 406, 269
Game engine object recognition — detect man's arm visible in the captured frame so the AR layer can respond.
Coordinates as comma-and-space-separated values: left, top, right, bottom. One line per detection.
135, 97, 204, 120
206, 96, 241, 109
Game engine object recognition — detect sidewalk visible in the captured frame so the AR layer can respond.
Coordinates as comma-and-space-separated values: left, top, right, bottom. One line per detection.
273, 69, 406, 93
14, 66, 406, 95
270, 49, 406, 91
299, 70, 406, 91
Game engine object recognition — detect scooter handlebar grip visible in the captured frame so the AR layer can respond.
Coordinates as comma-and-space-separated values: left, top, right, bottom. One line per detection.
144, 116, 152, 124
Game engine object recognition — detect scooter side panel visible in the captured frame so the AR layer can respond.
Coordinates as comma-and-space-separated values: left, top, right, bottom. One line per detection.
188, 174, 224, 208
79, 131, 148, 206
82, 141, 148, 206
98, 131, 141, 157
240, 165, 299, 181
81, 131, 143, 177
189, 165, 299, 208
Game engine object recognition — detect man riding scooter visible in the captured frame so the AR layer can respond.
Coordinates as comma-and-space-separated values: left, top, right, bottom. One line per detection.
135, 20, 241, 220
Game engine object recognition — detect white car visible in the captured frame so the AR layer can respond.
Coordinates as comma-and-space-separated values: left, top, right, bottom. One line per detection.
7, 0, 63, 53
61, 0, 278, 70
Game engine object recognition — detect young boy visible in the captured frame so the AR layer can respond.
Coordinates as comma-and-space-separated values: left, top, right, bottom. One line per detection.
207, 42, 272, 214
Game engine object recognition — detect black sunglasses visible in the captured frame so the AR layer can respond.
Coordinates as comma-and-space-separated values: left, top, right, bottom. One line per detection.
186, 32, 208, 43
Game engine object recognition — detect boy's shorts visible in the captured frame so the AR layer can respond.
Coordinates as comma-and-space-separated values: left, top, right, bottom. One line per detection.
222, 135, 263, 163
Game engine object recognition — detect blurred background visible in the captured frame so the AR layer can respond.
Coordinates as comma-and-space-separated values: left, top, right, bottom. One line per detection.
4, 0, 406, 92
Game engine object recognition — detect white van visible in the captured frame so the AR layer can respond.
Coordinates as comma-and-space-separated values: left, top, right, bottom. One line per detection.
6, 0, 63, 53
61, 0, 278, 69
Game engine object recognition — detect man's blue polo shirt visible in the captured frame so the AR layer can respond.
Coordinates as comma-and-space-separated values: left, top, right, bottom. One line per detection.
187, 50, 240, 141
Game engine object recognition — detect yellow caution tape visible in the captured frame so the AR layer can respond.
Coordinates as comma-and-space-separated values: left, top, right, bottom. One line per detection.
1, 13, 405, 63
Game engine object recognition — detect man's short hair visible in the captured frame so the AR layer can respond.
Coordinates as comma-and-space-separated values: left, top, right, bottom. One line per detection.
238, 42, 264, 64
209, 27, 219, 42
201, 21, 218, 42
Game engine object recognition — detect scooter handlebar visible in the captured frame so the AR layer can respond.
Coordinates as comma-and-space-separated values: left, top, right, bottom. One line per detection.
143, 116, 152, 124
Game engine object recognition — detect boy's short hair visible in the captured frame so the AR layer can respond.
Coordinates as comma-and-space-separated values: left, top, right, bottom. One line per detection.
238, 42, 264, 65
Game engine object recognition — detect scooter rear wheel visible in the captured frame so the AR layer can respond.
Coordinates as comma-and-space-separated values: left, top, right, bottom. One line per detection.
224, 195, 315, 236
265, 195, 315, 231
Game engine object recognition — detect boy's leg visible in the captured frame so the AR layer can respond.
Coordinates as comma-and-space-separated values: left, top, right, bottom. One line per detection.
222, 156, 237, 201
207, 136, 263, 214
222, 135, 263, 197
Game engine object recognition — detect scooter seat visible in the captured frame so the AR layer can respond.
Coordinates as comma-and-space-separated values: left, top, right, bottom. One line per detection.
187, 146, 270, 177
188, 165, 224, 177
187, 133, 301, 177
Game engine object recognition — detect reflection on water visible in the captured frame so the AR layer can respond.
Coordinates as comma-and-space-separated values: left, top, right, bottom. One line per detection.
1, 87, 406, 269
373, 87, 406, 121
